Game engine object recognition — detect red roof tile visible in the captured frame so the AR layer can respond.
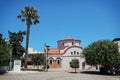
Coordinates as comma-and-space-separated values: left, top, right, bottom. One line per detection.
46, 48, 60, 55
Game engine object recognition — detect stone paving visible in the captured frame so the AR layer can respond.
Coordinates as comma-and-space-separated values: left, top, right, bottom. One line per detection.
0, 70, 120, 80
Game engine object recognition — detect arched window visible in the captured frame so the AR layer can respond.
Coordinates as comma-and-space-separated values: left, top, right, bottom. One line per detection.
77, 52, 79, 55
63, 42, 64, 46
50, 60, 52, 65
58, 60, 60, 64
71, 52, 73, 55
74, 51, 76, 55
72, 42, 74, 45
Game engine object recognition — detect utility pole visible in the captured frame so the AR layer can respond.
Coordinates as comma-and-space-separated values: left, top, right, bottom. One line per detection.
45, 44, 50, 72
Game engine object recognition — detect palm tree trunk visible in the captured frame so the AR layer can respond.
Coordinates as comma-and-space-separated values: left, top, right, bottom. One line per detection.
37, 63, 39, 70
75, 68, 77, 73
24, 24, 30, 70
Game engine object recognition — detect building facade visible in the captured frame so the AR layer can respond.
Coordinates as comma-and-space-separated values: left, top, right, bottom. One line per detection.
44, 37, 90, 70
27, 48, 43, 62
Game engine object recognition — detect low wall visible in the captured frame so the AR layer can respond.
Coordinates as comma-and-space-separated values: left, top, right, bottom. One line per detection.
0, 66, 9, 73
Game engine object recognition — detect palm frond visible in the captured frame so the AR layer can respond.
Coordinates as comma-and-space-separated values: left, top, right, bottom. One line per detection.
17, 15, 21, 19
18, 6, 40, 25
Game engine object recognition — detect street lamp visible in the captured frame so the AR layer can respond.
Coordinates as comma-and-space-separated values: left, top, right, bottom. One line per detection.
45, 44, 50, 72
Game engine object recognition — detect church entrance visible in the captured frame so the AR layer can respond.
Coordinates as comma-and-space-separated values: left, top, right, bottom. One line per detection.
48, 57, 62, 68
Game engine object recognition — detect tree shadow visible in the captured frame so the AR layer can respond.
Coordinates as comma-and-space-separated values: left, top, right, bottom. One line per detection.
27, 69, 44, 71
0, 71, 7, 75
80, 71, 102, 75
69, 72, 79, 74
80, 71, 118, 76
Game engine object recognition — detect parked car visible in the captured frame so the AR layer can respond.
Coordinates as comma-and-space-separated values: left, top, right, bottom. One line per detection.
100, 64, 120, 75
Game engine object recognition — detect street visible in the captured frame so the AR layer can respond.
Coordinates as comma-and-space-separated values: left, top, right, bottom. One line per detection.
0, 70, 120, 80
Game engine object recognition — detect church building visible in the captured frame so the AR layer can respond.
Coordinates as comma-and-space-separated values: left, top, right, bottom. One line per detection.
44, 36, 90, 70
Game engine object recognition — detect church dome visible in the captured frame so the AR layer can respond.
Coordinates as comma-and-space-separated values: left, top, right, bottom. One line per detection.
62, 36, 76, 40
57, 36, 81, 49
58, 36, 80, 41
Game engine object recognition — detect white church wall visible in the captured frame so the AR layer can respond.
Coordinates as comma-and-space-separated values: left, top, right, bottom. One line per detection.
62, 47, 84, 70
62, 56, 86, 70
64, 42, 72, 46
74, 42, 80, 46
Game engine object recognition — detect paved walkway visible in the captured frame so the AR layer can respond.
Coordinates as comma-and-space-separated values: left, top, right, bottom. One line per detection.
0, 70, 120, 80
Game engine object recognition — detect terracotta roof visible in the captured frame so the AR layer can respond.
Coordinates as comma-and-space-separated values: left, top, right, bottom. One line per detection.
47, 48, 60, 55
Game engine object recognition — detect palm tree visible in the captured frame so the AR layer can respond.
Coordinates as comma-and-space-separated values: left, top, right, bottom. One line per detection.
17, 6, 40, 70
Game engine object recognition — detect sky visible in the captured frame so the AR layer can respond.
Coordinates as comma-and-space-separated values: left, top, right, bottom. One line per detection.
0, 0, 120, 52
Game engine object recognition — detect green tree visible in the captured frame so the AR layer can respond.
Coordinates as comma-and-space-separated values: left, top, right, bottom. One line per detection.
70, 59, 79, 73
32, 54, 45, 70
17, 6, 40, 69
82, 40, 119, 66
0, 34, 11, 65
8, 31, 26, 59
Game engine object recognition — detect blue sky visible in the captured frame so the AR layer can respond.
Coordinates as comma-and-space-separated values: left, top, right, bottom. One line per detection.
0, 0, 120, 52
